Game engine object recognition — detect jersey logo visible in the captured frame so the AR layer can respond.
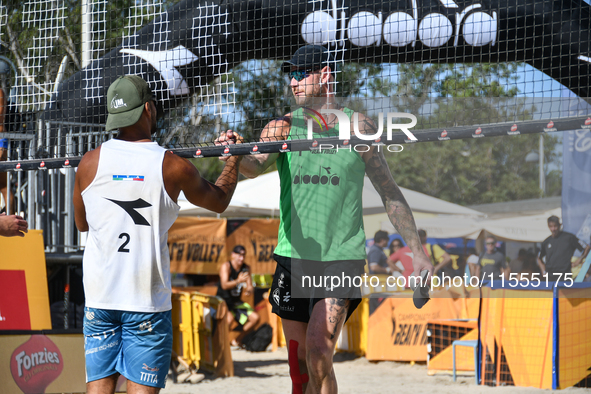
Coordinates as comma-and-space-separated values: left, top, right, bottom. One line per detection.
106, 198, 152, 226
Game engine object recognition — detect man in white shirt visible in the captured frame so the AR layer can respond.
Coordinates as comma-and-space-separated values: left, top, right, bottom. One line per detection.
73, 75, 241, 394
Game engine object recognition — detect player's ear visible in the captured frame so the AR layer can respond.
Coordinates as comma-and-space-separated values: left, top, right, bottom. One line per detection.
145, 101, 156, 118
321, 66, 332, 84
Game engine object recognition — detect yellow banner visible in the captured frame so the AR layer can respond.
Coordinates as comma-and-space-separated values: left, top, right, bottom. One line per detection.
226, 219, 279, 274
0, 230, 51, 330
480, 288, 554, 389
168, 217, 227, 274
558, 288, 591, 389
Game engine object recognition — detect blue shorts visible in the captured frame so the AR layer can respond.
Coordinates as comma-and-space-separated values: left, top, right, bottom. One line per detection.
83, 307, 172, 388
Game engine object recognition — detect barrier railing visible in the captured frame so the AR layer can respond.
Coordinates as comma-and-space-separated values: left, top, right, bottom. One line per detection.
171, 289, 234, 378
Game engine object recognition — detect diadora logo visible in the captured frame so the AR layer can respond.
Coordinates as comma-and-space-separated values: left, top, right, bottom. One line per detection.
304, 108, 417, 141
293, 166, 340, 186
301, 0, 497, 49
110, 94, 127, 109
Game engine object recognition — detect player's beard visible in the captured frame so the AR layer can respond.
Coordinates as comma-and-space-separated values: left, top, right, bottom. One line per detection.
293, 85, 323, 107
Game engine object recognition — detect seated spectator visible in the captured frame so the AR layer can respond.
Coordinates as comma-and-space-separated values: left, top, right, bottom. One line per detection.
216, 245, 259, 346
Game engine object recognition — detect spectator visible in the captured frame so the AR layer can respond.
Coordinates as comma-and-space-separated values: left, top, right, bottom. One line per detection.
0, 213, 27, 237
475, 236, 509, 280
216, 245, 260, 346
0, 138, 14, 214
466, 253, 480, 277
538, 215, 590, 279
389, 245, 417, 283
418, 229, 455, 277
368, 230, 394, 274
389, 238, 404, 257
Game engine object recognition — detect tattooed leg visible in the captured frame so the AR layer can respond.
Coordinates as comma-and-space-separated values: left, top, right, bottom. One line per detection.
305, 298, 350, 394
327, 298, 348, 340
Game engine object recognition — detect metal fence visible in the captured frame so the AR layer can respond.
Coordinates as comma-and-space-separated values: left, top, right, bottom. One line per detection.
1, 120, 116, 252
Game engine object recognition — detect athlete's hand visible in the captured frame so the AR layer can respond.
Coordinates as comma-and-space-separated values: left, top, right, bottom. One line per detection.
411, 252, 433, 287
215, 130, 243, 161
237, 271, 250, 283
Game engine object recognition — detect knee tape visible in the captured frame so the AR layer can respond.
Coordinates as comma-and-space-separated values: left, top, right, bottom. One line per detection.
288, 340, 309, 394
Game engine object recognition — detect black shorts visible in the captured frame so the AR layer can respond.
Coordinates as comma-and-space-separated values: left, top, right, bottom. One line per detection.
270, 254, 366, 324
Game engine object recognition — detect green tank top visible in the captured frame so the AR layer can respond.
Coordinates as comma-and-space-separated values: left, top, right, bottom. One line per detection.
274, 107, 367, 261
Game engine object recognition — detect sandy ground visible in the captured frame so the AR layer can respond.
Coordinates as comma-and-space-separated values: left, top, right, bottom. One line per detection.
161, 347, 587, 394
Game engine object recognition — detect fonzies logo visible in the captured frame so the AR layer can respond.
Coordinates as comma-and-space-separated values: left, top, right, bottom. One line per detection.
304, 108, 417, 141
10, 336, 63, 393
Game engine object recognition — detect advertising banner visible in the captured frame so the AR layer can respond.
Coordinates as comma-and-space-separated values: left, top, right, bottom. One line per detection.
226, 219, 279, 274
0, 334, 85, 394
0, 230, 51, 330
366, 291, 459, 361
563, 130, 591, 234
168, 217, 227, 274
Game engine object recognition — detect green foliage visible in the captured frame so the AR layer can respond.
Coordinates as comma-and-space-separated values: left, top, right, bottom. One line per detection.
386, 63, 561, 204
389, 134, 559, 205
0, 1, 183, 90
230, 60, 293, 142
337, 63, 395, 98
0, 4, 563, 204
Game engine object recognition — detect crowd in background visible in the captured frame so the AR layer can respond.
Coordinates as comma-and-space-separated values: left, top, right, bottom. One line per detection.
368, 217, 591, 286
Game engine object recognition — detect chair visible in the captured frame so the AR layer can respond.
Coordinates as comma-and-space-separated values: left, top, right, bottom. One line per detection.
452, 339, 479, 385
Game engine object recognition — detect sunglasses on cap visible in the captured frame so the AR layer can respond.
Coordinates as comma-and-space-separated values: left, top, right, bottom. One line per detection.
288, 69, 320, 82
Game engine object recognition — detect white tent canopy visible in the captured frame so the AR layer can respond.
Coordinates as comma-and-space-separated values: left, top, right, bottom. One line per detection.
381, 215, 482, 239
479, 208, 560, 242
381, 208, 561, 242
178, 171, 484, 217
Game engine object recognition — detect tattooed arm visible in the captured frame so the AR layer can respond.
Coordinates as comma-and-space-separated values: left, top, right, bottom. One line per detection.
218, 116, 291, 179
358, 114, 433, 279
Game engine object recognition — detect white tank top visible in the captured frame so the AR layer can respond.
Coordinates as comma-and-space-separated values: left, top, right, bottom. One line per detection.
82, 139, 180, 312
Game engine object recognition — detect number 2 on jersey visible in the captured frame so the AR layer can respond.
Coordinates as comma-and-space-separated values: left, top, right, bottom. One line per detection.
118, 233, 130, 253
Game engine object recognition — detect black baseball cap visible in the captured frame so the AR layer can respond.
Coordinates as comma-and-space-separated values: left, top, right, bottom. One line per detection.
281, 45, 336, 72
232, 245, 246, 254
